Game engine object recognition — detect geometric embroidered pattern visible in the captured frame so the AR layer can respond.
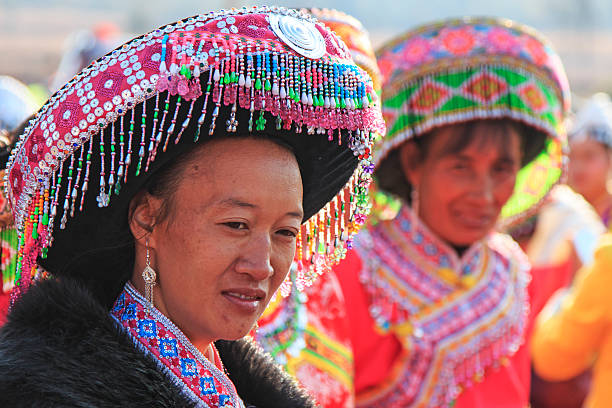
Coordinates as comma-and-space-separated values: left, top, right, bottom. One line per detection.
111, 284, 244, 408
354, 206, 530, 408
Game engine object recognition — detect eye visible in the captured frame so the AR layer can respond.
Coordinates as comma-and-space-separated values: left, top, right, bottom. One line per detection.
493, 163, 516, 175
276, 228, 297, 238
449, 162, 469, 172
223, 221, 248, 230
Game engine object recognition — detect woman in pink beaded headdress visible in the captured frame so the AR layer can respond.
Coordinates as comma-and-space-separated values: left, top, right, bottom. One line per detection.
0, 7, 383, 406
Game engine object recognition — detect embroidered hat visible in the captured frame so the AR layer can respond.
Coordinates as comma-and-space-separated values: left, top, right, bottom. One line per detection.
375, 17, 570, 226
569, 93, 612, 149
303, 8, 382, 93
5, 6, 384, 300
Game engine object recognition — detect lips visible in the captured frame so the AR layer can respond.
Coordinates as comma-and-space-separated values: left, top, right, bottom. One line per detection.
453, 210, 496, 229
221, 288, 266, 313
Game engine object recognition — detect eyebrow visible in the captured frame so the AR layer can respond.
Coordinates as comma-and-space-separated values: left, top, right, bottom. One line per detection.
217, 198, 304, 219
446, 153, 518, 164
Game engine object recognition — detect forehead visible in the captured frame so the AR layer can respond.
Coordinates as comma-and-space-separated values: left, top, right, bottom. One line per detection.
176, 138, 303, 201
428, 122, 522, 160
569, 137, 608, 153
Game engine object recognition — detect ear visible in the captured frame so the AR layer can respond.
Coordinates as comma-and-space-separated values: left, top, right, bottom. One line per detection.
128, 191, 163, 249
399, 141, 422, 189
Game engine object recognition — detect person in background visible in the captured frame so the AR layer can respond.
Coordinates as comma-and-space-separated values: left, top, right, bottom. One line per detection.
335, 17, 570, 407
49, 22, 126, 93
532, 232, 612, 408
0, 7, 384, 406
567, 93, 612, 228
507, 185, 604, 408
508, 185, 605, 318
255, 8, 382, 408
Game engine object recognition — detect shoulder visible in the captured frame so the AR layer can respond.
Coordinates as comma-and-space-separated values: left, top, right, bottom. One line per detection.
582, 234, 612, 288
0, 278, 196, 407
593, 234, 612, 264
488, 232, 530, 271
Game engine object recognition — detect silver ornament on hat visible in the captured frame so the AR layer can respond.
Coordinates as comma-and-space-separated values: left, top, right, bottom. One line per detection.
269, 14, 326, 59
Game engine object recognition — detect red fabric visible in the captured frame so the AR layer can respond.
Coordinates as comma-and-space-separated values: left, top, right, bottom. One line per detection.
335, 250, 402, 393
0, 291, 9, 326
527, 260, 573, 321
293, 271, 355, 408
335, 250, 530, 407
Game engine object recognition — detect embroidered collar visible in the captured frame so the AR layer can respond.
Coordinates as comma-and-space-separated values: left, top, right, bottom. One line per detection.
355, 205, 529, 407
111, 283, 245, 408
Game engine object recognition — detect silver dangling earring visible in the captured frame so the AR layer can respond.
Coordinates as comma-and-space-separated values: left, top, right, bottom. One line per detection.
411, 188, 420, 242
142, 238, 157, 310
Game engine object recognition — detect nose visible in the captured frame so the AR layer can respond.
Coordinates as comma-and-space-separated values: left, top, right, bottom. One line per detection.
469, 172, 495, 205
235, 234, 274, 281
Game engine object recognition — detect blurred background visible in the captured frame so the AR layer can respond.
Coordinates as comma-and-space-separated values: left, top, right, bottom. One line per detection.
1, 0, 611, 102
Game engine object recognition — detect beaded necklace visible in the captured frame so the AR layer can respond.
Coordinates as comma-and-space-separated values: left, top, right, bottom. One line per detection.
355, 206, 529, 407
111, 283, 245, 408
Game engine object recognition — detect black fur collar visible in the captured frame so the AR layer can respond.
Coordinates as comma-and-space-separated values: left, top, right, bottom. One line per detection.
0, 278, 315, 407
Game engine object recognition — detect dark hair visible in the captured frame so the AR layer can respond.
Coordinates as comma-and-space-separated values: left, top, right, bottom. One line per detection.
375, 118, 548, 203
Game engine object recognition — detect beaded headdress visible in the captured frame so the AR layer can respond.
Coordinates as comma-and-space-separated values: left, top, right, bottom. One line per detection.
375, 17, 570, 226
5, 7, 384, 299
304, 8, 382, 93
569, 93, 612, 149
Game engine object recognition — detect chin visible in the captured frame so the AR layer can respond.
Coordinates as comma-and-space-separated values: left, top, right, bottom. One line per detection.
219, 322, 257, 341
449, 228, 492, 247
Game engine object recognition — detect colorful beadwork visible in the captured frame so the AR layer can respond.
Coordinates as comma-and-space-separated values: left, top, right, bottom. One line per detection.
354, 206, 529, 407
111, 283, 244, 407
5, 7, 385, 297
0, 170, 17, 293
375, 17, 570, 227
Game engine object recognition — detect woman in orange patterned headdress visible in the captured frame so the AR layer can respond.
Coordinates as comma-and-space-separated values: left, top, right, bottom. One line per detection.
335, 17, 570, 408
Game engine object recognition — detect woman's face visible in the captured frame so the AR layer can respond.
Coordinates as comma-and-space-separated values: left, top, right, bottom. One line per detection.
568, 138, 611, 203
131, 138, 303, 348
401, 122, 522, 247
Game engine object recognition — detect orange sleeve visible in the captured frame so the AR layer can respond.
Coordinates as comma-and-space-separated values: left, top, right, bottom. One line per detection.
531, 234, 612, 380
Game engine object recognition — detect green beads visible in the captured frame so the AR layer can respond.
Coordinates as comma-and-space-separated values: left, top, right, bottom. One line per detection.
255, 111, 266, 131
179, 64, 191, 79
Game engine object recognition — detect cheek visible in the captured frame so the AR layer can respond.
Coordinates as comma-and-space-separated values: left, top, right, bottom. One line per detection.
592, 156, 611, 175
269, 243, 296, 290
494, 175, 517, 205
421, 172, 464, 208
